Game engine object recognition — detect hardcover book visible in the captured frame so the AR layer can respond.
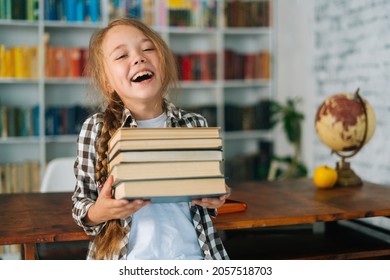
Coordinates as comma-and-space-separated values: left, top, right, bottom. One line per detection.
109, 149, 223, 167
113, 176, 227, 203
109, 160, 222, 182
108, 127, 221, 149
108, 127, 226, 203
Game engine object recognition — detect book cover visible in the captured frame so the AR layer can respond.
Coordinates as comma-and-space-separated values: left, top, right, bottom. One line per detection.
109, 137, 222, 160
108, 149, 223, 166
218, 199, 247, 214
11, 0, 26, 19
54, 47, 69, 78
109, 160, 222, 182
114, 176, 227, 203
108, 127, 221, 150
69, 47, 81, 77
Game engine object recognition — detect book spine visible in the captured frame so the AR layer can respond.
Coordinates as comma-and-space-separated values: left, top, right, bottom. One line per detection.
32, 105, 40, 136
0, 161, 41, 193
11, 0, 26, 20
0, 44, 4, 77
69, 47, 82, 77
76, 0, 85, 22
5, 0, 11, 20
66, 0, 77, 21
88, 0, 99, 22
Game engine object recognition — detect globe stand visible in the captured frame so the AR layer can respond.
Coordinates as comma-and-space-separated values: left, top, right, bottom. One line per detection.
335, 158, 362, 187
333, 89, 367, 187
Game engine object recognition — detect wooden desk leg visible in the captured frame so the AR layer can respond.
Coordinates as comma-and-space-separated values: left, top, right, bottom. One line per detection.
22, 243, 36, 260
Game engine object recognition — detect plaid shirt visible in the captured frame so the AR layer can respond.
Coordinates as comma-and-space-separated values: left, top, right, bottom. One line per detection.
72, 101, 229, 260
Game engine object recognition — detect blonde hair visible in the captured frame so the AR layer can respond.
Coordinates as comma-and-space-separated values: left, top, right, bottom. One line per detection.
85, 17, 178, 259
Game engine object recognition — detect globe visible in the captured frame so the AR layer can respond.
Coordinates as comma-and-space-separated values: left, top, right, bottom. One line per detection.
315, 89, 376, 186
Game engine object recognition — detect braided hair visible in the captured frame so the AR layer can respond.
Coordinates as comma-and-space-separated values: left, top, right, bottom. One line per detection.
85, 17, 178, 259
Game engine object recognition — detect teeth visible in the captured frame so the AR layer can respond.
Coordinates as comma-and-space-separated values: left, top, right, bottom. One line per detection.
132, 71, 152, 81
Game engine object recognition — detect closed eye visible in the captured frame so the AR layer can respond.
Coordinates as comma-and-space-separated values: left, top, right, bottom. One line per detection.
143, 48, 155, 52
116, 54, 128, 60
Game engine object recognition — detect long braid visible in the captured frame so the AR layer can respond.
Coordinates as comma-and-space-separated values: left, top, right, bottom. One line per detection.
94, 95, 126, 260
84, 17, 179, 259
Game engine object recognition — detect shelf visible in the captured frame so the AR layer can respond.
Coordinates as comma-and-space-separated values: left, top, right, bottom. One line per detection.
223, 80, 271, 88
223, 130, 273, 141
0, 20, 38, 27
0, 137, 40, 145
223, 27, 272, 35
0, 0, 276, 187
0, 78, 39, 84
43, 78, 89, 85
43, 20, 103, 29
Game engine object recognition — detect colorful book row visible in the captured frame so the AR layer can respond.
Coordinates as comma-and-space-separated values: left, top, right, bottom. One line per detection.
225, 99, 272, 131
109, 0, 155, 26
224, 49, 270, 80
0, 105, 91, 138
225, 141, 273, 182
0, 0, 39, 21
224, 0, 270, 27
175, 52, 217, 81
0, 45, 38, 79
0, 160, 41, 194
44, 0, 100, 22
167, 0, 217, 28
0, 105, 40, 138
45, 46, 89, 78
0, 44, 89, 79
45, 105, 91, 136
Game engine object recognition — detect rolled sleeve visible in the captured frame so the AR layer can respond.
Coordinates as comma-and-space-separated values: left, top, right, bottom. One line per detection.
72, 113, 105, 236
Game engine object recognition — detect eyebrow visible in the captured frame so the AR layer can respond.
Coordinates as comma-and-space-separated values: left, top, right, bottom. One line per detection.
108, 38, 153, 57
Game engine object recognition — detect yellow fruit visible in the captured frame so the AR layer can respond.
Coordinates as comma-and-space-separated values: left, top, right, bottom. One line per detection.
313, 165, 338, 188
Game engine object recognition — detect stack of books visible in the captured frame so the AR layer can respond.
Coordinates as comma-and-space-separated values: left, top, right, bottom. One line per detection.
107, 127, 227, 203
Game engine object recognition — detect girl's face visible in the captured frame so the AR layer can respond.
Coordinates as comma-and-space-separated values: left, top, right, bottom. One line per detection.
102, 25, 162, 115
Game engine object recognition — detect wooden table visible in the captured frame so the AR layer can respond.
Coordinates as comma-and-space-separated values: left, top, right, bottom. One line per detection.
0, 192, 90, 260
215, 178, 390, 230
1, 178, 390, 259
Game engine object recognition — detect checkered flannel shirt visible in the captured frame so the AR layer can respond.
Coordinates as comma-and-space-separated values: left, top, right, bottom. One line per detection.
71, 101, 229, 260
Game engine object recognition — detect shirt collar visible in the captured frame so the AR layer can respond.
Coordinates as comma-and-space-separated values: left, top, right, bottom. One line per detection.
121, 108, 138, 128
120, 99, 182, 128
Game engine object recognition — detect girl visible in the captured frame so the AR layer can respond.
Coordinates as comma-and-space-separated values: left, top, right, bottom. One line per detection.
71, 17, 230, 260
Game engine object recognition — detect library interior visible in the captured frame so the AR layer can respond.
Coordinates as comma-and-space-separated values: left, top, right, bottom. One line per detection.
1, 0, 390, 261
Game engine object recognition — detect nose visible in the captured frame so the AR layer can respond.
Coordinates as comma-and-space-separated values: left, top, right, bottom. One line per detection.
133, 54, 146, 65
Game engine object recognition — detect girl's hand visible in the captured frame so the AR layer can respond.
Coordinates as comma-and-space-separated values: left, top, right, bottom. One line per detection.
192, 184, 231, 209
85, 175, 150, 226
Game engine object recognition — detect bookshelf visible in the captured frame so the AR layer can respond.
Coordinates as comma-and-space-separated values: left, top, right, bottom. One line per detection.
0, 0, 276, 194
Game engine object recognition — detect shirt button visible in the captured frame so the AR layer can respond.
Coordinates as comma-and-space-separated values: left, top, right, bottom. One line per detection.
196, 225, 202, 230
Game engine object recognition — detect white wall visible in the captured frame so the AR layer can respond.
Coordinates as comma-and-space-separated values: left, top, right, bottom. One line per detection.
274, 0, 316, 175
276, 0, 390, 184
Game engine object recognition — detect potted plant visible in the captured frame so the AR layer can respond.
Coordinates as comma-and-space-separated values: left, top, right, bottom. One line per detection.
269, 97, 307, 180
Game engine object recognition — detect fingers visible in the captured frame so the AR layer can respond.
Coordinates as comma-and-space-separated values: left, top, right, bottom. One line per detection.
192, 184, 231, 209
192, 196, 226, 209
100, 175, 114, 198
112, 199, 151, 219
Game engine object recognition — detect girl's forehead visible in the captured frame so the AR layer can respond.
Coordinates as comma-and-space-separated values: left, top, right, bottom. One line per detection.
102, 25, 148, 53
107, 25, 145, 38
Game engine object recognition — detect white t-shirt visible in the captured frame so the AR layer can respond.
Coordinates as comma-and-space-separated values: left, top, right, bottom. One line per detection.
126, 112, 203, 260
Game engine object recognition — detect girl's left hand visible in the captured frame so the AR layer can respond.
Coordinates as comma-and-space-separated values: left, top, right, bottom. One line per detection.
192, 184, 231, 209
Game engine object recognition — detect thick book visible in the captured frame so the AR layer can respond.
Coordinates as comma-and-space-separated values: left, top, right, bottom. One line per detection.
108, 127, 221, 150
113, 176, 227, 203
218, 199, 247, 214
109, 160, 222, 182
108, 149, 223, 166
108, 137, 222, 160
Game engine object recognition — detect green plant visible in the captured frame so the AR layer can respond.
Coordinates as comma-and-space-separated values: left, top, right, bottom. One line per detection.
269, 98, 307, 179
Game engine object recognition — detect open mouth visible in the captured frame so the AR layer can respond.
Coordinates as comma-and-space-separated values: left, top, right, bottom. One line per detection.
131, 71, 153, 83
